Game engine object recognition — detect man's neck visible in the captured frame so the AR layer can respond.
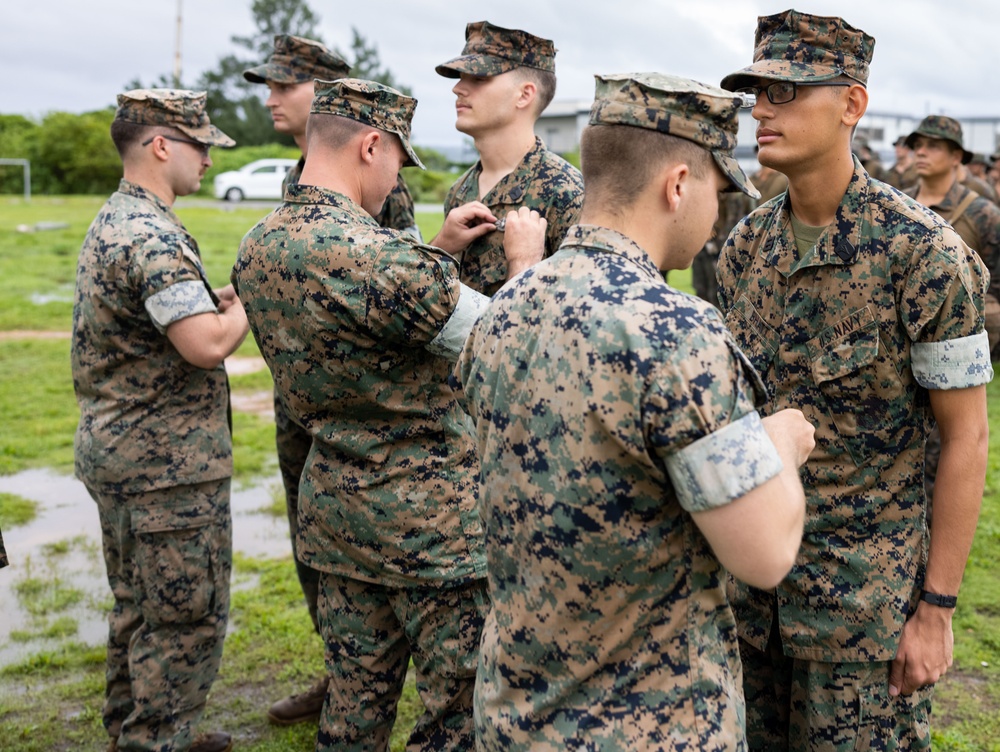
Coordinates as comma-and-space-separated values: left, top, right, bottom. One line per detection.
122, 167, 176, 207
472, 126, 537, 198
784, 149, 855, 226
916, 170, 957, 207
294, 131, 307, 155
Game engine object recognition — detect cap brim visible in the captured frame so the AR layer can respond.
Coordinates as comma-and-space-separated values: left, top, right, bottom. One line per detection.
905, 131, 973, 164
242, 63, 306, 85
721, 61, 844, 92
178, 123, 235, 148
390, 131, 424, 170
435, 55, 514, 79
714, 151, 759, 199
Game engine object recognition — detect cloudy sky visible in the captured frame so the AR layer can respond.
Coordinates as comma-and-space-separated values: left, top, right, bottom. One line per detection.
3, 0, 997, 149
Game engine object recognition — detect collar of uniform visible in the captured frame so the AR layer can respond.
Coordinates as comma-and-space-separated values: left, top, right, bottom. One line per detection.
927, 178, 969, 214
284, 182, 376, 221
560, 224, 662, 279
761, 155, 868, 277
116, 178, 185, 230
469, 136, 547, 205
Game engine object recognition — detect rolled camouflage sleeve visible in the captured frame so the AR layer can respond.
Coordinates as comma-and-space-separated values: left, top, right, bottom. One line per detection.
904, 227, 993, 389
365, 236, 462, 347
645, 316, 782, 512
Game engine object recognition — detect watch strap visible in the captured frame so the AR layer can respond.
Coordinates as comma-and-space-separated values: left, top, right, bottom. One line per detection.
920, 590, 958, 608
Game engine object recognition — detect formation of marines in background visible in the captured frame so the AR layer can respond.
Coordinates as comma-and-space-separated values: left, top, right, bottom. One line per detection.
60, 7, 996, 752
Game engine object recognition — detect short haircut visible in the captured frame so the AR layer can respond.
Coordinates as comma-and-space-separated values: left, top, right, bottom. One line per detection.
512, 67, 557, 116
306, 113, 404, 157
580, 124, 713, 215
307, 113, 374, 150
110, 120, 151, 160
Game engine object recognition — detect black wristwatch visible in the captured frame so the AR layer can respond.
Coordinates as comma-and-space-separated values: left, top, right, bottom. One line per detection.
920, 590, 958, 609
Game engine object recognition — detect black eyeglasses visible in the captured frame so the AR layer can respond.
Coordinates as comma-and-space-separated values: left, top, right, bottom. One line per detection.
141, 134, 210, 157
737, 81, 852, 107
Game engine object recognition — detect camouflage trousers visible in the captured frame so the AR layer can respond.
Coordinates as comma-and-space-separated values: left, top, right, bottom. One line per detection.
89, 478, 232, 752
274, 392, 321, 633
739, 631, 932, 751
316, 571, 489, 752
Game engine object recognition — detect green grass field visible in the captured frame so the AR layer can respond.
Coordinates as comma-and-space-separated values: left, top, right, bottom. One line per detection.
0, 196, 995, 751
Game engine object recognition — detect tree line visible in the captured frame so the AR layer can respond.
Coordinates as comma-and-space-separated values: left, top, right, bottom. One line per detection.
0, 0, 454, 197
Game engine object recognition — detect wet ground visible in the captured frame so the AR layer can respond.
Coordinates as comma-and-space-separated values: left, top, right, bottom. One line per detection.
0, 468, 290, 667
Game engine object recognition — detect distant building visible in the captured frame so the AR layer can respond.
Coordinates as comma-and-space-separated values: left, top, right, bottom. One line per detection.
536, 101, 1000, 164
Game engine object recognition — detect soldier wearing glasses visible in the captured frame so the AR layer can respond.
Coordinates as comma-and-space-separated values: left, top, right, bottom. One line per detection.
72, 89, 248, 752
717, 11, 992, 750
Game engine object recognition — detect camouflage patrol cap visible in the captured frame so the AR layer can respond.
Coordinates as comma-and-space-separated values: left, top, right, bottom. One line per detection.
243, 35, 351, 85
970, 152, 992, 168
115, 89, 235, 147
720, 9, 875, 91
311, 78, 425, 169
905, 115, 973, 164
435, 21, 555, 78
589, 73, 760, 199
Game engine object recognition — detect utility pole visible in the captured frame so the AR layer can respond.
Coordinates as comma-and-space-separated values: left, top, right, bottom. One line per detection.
173, 0, 183, 88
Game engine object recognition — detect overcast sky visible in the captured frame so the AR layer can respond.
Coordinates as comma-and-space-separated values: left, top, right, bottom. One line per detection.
4, 0, 998, 149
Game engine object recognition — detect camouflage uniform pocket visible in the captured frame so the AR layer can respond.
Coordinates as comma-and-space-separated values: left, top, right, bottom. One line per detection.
806, 309, 905, 467
132, 500, 216, 626
726, 297, 778, 363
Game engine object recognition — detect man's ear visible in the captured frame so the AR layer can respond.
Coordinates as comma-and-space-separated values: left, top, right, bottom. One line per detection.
842, 84, 868, 128
359, 130, 381, 165
516, 80, 538, 113
661, 162, 690, 213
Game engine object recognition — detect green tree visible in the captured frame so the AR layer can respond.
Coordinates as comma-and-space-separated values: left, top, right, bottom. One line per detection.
30, 110, 120, 194
0, 114, 40, 194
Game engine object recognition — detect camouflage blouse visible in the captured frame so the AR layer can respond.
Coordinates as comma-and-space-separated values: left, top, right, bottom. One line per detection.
445, 136, 584, 296
71, 180, 231, 493
718, 158, 992, 662
233, 184, 485, 587
453, 224, 783, 751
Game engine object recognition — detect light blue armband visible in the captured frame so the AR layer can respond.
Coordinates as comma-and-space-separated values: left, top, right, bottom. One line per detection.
426, 283, 490, 359
144, 281, 217, 333
666, 411, 784, 513
911, 332, 993, 389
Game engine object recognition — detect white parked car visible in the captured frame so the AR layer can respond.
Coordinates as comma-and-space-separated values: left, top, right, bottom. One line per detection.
213, 158, 298, 201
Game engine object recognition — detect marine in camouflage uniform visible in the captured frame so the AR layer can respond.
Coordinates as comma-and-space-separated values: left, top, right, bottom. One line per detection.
244, 36, 426, 725
885, 135, 918, 190
903, 115, 1000, 500
452, 72, 815, 752
232, 79, 541, 752
719, 11, 993, 750
72, 90, 246, 752
436, 21, 584, 296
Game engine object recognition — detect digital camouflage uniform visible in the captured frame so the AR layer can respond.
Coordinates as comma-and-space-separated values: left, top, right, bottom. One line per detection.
719, 11, 993, 752
71, 89, 236, 752
436, 21, 584, 296
245, 35, 422, 637
452, 73, 770, 752
720, 12, 993, 751
444, 138, 583, 295
904, 115, 1000, 498
232, 79, 487, 752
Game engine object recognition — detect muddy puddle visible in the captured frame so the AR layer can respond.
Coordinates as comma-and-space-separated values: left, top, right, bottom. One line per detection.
0, 468, 290, 667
